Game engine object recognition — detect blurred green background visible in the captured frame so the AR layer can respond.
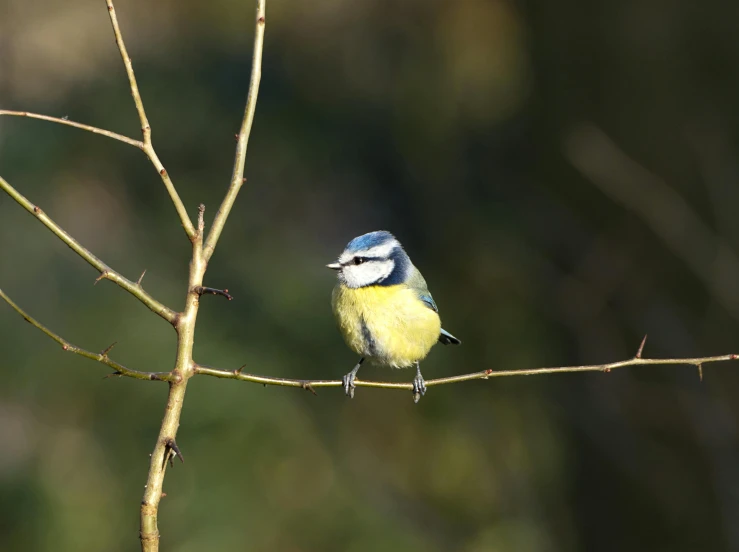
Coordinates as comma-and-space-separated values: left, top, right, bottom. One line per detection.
2, 0, 739, 550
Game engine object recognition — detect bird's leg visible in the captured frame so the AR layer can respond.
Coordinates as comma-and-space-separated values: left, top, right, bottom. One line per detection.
412, 362, 427, 403
342, 357, 364, 399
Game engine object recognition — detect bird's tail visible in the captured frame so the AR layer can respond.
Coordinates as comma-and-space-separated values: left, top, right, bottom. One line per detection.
439, 328, 461, 345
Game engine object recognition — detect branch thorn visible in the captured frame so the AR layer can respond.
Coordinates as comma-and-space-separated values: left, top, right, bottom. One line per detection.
164, 438, 184, 467
100, 341, 117, 357
235, 364, 246, 375
136, 269, 147, 286
635, 334, 648, 359
194, 286, 233, 300
94, 271, 108, 285
698, 364, 703, 382
301, 382, 317, 396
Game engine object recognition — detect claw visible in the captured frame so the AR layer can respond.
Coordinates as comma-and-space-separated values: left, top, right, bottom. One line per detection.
342, 372, 356, 398
412, 363, 426, 403
342, 358, 364, 399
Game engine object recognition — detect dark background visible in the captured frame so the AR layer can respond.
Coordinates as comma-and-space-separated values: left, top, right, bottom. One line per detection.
2, 0, 739, 550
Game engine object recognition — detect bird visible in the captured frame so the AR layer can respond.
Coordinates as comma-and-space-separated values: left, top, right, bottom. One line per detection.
327, 230, 460, 402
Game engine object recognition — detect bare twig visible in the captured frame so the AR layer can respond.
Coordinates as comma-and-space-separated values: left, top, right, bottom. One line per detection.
194, 350, 739, 393
197, 203, 206, 233
0, 288, 172, 382
140, 382, 188, 552
138, 199, 206, 550
203, 0, 266, 262
105, 0, 196, 240
0, 110, 143, 148
0, 176, 177, 324
2, 6, 196, 242
138, 8, 265, 546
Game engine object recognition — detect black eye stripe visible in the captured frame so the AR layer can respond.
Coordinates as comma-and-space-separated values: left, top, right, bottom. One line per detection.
346, 256, 385, 266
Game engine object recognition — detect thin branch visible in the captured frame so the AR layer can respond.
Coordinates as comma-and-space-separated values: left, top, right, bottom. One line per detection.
1, 1, 197, 241
105, 0, 149, 136
194, 351, 739, 393
0, 288, 173, 382
203, 0, 266, 262
1, 100, 193, 240
139, 139, 212, 552
105, 0, 196, 240
0, 110, 143, 148
197, 203, 206, 237
0, 175, 177, 324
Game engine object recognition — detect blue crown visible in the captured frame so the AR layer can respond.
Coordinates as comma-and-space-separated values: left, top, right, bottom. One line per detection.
345, 231, 397, 254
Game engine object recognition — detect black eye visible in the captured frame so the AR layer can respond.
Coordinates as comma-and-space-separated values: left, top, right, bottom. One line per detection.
353, 257, 365, 265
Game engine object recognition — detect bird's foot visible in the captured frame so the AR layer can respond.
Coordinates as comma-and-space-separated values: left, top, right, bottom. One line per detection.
412, 372, 427, 404
342, 371, 357, 399
342, 359, 364, 399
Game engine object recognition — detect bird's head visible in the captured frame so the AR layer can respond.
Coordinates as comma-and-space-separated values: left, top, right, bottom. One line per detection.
327, 230, 410, 288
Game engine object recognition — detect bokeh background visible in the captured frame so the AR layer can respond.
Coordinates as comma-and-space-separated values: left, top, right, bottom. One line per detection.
2, 0, 739, 550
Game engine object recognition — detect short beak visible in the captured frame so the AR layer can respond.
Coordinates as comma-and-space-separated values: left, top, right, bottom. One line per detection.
326, 262, 342, 270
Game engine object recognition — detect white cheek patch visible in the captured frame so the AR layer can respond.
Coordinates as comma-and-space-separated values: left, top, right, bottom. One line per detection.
342, 260, 395, 288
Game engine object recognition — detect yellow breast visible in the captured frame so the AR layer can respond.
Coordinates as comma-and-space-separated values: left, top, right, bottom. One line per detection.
331, 284, 441, 368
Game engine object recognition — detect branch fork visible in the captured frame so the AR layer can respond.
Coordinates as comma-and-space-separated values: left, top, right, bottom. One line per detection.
1, 1, 265, 549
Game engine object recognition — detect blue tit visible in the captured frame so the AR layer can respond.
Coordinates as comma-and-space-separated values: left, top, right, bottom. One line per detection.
327, 230, 460, 402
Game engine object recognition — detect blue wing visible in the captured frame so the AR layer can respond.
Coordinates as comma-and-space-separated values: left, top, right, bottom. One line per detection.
419, 292, 438, 313
407, 271, 461, 346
